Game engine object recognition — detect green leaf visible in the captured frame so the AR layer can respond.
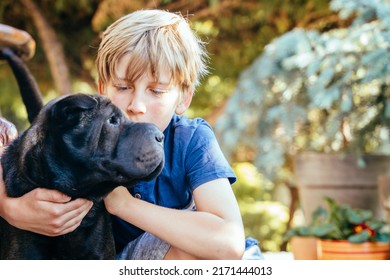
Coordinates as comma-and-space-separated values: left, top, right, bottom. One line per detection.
306, 59, 321, 77
367, 220, 386, 231
340, 92, 353, 113
376, 232, 390, 242
317, 68, 334, 88
346, 208, 372, 224
312, 224, 337, 238
348, 230, 370, 243
385, 98, 390, 119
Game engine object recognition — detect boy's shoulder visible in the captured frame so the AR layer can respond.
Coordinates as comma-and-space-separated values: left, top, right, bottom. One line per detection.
164, 115, 215, 146
170, 114, 209, 128
167, 115, 214, 140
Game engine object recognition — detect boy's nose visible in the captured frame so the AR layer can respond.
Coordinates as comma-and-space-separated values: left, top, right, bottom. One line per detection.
127, 95, 146, 114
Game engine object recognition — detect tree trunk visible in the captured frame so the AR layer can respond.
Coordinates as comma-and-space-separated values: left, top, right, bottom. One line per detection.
20, 0, 72, 95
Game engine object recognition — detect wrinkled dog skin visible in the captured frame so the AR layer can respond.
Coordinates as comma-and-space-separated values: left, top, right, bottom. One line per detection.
0, 93, 164, 259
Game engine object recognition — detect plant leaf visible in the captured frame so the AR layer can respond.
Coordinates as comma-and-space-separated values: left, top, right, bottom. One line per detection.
348, 230, 370, 243
346, 208, 372, 224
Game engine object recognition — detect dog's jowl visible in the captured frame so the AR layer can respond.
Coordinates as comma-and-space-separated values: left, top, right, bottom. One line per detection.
0, 93, 164, 259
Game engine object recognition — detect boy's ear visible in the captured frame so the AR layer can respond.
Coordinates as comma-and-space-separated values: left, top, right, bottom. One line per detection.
97, 80, 105, 95
175, 91, 193, 115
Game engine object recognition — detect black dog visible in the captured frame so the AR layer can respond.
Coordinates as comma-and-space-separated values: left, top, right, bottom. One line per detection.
0, 93, 164, 259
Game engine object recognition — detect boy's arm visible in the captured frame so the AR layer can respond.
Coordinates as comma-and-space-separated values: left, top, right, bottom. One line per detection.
0, 164, 93, 236
105, 178, 245, 260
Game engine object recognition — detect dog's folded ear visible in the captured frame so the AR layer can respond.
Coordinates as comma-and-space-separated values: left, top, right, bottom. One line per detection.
50, 94, 98, 128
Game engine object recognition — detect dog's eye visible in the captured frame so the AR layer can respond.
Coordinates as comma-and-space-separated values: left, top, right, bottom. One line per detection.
107, 116, 120, 126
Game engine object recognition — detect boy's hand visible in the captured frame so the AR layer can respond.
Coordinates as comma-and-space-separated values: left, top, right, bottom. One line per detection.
0, 164, 93, 236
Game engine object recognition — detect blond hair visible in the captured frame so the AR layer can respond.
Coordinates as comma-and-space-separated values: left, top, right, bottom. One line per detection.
96, 9, 209, 96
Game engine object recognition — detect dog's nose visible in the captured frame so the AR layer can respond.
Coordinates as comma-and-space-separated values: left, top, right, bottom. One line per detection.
155, 133, 164, 143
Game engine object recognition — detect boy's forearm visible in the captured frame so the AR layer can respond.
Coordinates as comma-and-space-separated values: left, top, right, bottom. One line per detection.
114, 196, 245, 259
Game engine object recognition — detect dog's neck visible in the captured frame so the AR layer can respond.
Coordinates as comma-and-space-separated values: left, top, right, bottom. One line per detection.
20, 167, 43, 189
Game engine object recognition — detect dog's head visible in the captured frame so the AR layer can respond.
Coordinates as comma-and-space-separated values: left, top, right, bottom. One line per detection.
8, 93, 164, 200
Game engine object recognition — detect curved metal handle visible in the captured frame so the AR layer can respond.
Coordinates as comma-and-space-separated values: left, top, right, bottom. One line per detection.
0, 24, 36, 61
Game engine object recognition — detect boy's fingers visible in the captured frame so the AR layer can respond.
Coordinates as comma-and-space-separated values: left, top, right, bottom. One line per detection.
33, 188, 72, 203
54, 201, 94, 235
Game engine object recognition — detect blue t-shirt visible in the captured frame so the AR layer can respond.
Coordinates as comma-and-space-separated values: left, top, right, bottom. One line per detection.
112, 114, 236, 253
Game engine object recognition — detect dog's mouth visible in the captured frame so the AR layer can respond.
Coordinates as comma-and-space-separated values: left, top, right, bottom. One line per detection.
142, 157, 165, 181
116, 156, 164, 185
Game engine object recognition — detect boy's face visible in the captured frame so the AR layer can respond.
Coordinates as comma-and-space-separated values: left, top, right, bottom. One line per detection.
100, 53, 192, 132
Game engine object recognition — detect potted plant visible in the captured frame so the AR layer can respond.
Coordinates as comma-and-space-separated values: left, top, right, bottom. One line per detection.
283, 207, 326, 260
286, 197, 390, 260
215, 0, 390, 219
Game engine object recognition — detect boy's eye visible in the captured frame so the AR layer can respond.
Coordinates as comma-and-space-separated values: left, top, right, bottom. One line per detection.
116, 86, 129, 91
150, 89, 167, 95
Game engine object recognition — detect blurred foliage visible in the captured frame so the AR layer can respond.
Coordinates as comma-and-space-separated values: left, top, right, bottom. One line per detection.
232, 162, 289, 252
0, 0, 346, 251
216, 0, 390, 181
0, 0, 335, 130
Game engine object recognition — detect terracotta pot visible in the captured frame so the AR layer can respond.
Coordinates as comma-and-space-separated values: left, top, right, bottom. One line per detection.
290, 236, 318, 260
318, 239, 390, 260
294, 153, 390, 221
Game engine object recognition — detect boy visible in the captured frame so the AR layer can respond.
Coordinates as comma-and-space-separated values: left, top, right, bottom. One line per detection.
0, 9, 245, 259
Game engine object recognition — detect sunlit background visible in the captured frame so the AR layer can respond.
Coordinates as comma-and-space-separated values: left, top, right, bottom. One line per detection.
1, 0, 390, 253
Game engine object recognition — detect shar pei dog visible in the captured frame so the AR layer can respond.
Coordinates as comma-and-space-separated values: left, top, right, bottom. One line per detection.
0, 93, 164, 259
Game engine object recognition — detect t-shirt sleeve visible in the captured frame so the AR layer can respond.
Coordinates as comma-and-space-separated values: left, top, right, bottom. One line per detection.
184, 122, 236, 190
